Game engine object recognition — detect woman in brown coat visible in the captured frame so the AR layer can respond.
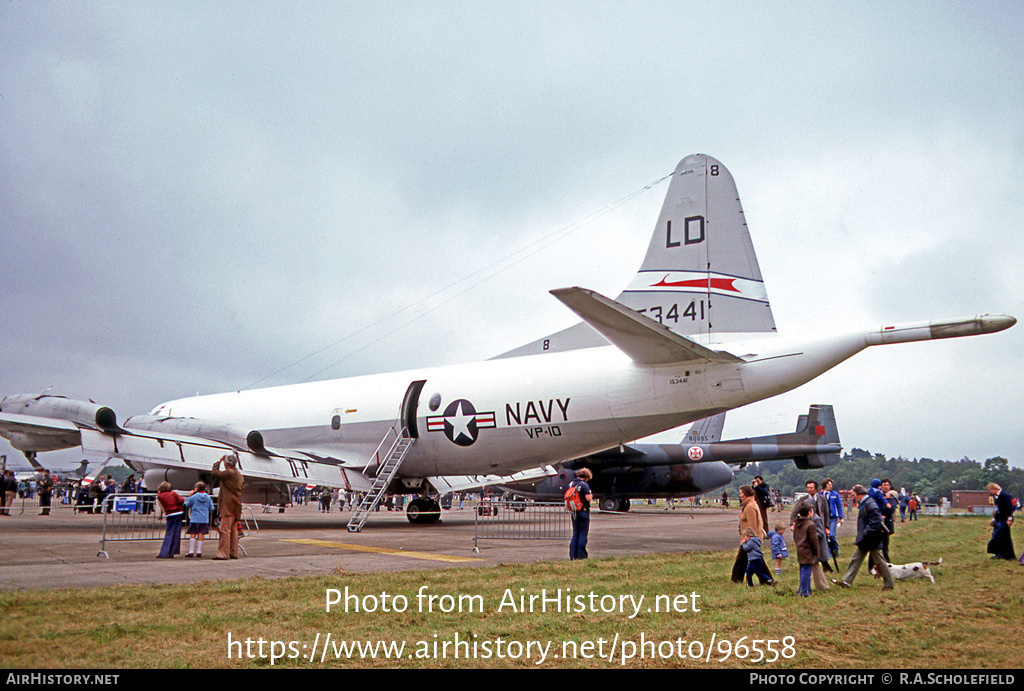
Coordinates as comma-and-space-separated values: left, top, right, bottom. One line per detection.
732, 485, 765, 582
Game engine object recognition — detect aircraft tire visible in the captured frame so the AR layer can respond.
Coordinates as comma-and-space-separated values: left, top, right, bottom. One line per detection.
600, 496, 626, 512
407, 498, 442, 524
407, 498, 427, 523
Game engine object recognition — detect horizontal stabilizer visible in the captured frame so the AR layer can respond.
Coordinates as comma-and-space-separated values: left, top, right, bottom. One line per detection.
550, 287, 743, 365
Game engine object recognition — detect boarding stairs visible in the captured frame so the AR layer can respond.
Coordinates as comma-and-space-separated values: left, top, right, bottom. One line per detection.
346, 428, 414, 532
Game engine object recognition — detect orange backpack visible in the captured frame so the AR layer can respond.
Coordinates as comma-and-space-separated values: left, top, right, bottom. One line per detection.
564, 484, 583, 512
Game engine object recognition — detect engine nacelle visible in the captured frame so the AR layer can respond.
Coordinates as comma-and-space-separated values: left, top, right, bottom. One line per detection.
0, 394, 119, 452
143, 467, 202, 492
0, 394, 120, 432
142, 468, 289, 506
124, 415, 267, 455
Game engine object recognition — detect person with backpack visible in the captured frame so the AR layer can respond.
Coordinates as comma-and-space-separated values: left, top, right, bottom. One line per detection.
565, 468, 594, 561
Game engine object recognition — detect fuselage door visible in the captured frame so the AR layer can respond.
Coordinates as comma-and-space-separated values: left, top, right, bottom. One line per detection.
401, 380, 427, 438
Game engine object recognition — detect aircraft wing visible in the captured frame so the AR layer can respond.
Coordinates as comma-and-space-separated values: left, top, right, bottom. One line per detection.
0, 411, 83, 453
77, 427, 372, 491
0, 406, 375, 492
428, 466, 559, 494
550, 287, 743, 365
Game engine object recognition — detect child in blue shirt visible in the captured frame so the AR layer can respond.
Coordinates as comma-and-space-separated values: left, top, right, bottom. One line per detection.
767, 521, 789, 576
184, 482, 215, 558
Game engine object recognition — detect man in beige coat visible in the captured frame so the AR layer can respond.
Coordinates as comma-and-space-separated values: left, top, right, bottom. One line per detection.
211, 454, 244, 560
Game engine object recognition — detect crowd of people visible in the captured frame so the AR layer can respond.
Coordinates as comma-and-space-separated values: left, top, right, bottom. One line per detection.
0, 470, 147, 516
7, 461, 1020, 574
290, 486, 472, 513
729, 475, 1021, 595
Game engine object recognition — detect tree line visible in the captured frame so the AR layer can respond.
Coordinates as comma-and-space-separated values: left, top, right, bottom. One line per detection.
727, 449, 1021, 505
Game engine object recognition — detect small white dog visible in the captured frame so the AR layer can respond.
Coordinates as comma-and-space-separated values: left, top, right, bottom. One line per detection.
872, 558, 942, 583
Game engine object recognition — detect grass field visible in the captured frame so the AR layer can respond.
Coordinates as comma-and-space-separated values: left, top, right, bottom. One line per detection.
1, 513, 1020, 668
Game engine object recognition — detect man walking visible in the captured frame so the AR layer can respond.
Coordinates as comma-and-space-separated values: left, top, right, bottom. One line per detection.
834, 485, 894, 590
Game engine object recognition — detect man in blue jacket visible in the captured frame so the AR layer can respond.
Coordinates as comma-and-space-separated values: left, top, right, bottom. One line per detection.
834, 485, 894, 590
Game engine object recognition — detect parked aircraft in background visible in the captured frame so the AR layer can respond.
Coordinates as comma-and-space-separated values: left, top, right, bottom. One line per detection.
4, 458, 100, 486
499, 405, 840, 512
0, 154, 1014, 530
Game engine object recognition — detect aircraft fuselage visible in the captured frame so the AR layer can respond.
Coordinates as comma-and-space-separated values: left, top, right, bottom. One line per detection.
151, 330, 869, 479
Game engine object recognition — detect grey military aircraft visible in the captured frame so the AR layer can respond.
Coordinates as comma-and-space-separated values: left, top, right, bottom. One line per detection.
0, 154, 1014, 530
498, 405, 840, 512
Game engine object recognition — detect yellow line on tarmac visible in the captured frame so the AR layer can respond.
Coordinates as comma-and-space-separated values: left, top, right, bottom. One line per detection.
285, 538, 484, 563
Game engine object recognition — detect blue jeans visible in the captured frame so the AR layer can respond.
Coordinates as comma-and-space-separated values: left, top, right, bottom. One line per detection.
798, 564, 813, 596
745, 557, 774, 586
158, 513, 183, 558
569, 511, 590, 560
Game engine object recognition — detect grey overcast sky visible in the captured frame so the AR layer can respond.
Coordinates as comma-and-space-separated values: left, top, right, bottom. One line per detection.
2, 1, 1022, 470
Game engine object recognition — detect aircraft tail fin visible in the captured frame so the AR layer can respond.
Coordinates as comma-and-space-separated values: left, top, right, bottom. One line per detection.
683, 412, 726, 445
616, 154, 775, 338
793, 404, 841, 470
495, 154, 775, 359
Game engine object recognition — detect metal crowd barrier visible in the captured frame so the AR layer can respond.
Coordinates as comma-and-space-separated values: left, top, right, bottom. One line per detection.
2, 487, 99, 515
97, 494, 258, 559
472, 500, 568, 552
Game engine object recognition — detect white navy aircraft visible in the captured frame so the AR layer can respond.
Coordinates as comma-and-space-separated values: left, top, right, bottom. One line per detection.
0, 155, 1015, 530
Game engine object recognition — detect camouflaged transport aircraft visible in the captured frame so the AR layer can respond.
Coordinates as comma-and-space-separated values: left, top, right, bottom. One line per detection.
497, 405, 841, 513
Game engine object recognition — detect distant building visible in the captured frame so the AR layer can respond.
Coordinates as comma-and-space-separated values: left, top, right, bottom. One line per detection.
951, 490, 992, 512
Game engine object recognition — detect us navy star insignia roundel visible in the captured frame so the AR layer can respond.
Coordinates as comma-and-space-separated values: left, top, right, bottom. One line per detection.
426, 399, 496, 446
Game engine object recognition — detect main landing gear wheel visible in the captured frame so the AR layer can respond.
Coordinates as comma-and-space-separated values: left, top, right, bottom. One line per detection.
599, 496, 630, 512
406, 498, 442, 524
